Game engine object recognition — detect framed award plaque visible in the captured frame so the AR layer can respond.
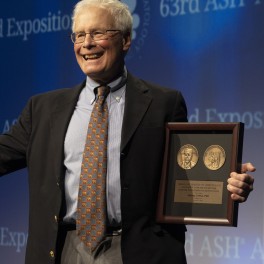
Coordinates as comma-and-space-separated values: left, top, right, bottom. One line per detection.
156, 122, 244, 226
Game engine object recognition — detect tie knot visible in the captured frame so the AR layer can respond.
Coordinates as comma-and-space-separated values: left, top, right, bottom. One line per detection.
97, 86, 110, 98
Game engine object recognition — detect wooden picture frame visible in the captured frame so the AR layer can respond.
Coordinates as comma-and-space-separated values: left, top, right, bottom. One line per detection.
156, 122, 244, 226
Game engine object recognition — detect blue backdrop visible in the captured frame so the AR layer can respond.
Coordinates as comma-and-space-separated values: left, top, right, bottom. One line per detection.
0, 0, 264, 263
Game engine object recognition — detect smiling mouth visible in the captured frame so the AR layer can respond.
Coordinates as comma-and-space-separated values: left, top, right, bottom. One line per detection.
83, 54, 102, 61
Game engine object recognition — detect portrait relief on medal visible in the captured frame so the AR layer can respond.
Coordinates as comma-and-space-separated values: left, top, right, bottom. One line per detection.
177, 144, 199, 170
203, 145, 226, 170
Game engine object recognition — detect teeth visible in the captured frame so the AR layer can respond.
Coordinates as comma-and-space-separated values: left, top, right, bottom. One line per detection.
83, 54, 100, 60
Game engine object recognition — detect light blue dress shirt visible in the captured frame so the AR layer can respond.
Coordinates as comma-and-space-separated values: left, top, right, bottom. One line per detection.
63, 73, 126, 225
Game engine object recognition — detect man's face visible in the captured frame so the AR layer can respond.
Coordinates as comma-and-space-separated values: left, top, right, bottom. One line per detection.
73, 6, 131, 83
182, 149, 193, 162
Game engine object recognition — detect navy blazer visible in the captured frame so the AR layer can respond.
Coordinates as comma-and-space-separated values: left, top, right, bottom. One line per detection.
0, 73, 188, 264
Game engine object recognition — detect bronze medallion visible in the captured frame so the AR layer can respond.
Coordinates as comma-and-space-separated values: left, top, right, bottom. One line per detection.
177, 144, 199, 170
203, 145, 226, 170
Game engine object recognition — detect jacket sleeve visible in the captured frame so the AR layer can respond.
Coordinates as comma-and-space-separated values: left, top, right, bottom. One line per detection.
0, 98, 32, 176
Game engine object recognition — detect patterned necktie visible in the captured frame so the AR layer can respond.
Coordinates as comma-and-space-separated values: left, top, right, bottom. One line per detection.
77, 85, 110, 252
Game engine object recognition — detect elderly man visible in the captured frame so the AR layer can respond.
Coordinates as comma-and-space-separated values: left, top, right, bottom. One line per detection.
0, 0, 255, 263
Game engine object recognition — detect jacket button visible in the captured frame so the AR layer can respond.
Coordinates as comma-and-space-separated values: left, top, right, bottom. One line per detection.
54, 215, 58, 223
50, 250, 55, 258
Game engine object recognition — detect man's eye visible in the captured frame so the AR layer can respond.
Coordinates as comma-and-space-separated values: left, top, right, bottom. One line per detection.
76, 33, 85, 38
93, 31, 104, 36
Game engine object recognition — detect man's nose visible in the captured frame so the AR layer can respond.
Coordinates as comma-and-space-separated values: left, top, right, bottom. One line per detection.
83, 33, 95, 47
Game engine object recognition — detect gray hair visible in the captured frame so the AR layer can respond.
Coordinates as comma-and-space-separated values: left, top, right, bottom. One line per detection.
72, 0, 133, 36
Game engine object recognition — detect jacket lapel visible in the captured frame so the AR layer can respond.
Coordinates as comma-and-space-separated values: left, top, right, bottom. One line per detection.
121, 73, 152, 152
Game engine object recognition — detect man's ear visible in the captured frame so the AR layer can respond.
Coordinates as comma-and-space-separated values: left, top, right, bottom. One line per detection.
122, 32, 132, 52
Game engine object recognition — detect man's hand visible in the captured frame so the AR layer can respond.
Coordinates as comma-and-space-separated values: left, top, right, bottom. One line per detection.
227, 163, 255, 202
